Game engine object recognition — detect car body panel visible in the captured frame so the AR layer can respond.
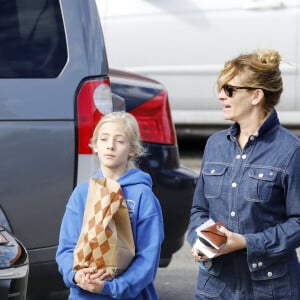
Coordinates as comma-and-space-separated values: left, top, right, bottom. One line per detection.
97, 0, 300, 135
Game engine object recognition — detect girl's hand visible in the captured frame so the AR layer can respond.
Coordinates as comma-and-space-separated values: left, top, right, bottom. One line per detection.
74, 267, 112, 293
88, 268, 113, 281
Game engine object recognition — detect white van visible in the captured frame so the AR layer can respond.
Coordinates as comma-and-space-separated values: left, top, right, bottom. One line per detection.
97, 0, 300, 136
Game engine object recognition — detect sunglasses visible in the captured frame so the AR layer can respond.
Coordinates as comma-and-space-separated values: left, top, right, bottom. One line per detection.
221, 84, 257, 97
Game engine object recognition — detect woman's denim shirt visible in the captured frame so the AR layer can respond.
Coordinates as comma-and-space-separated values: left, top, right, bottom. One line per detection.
188, 110, 300, 274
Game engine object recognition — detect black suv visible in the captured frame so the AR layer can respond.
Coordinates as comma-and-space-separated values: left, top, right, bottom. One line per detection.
0, 1, 197, 299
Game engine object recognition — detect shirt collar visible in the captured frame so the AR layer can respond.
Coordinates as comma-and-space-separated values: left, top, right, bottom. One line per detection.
226, 110, 280, 140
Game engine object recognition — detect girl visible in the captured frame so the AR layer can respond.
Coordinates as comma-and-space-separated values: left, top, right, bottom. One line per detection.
56, 111, 164, 299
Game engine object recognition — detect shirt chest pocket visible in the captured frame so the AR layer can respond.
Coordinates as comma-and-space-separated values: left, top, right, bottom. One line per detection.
202, 164, 227, 199
245, 168, 277, 203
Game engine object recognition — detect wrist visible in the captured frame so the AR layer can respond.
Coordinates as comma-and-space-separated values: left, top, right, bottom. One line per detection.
238, 234, 247, 250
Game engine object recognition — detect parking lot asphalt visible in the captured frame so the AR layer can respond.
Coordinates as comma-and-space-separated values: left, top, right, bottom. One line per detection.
155, 236, 198, 300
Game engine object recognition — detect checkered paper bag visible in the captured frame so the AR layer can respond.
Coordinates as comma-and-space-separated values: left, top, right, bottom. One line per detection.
73, 177, 135, 277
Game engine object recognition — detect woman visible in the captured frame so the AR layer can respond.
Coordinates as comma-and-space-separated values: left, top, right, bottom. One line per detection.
56, 111, 164, 299
188, 49, 300, 299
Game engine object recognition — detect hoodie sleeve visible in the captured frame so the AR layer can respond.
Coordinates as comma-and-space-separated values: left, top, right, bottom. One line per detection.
101, 186, 164, 298
55, 183, 87, 288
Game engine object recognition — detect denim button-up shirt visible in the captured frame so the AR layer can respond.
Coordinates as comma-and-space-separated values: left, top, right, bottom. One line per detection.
188, 110, 300, 298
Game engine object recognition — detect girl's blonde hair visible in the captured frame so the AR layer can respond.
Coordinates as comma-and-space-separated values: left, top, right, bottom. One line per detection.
217, 49, 283, 115
90, 111, 146, 169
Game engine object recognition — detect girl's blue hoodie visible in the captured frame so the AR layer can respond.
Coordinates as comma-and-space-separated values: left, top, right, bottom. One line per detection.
56, 168, 164, 300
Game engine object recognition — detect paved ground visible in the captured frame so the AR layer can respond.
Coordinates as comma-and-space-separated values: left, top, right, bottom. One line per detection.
155, 237, 198, 300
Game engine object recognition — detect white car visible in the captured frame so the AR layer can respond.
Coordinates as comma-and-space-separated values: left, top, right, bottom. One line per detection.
97, 0, 300, 136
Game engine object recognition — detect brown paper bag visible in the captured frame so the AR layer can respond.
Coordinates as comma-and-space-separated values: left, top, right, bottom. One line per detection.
73, 177, 135, 277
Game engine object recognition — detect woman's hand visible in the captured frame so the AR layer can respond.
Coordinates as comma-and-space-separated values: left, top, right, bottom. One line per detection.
191, 225, 247, 261
214, 225, 247, 256
74, 267, 112, 293
191, 244, 209, 262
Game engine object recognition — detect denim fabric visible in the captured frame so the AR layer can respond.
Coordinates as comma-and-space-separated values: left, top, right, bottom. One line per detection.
188, 110, 300, 299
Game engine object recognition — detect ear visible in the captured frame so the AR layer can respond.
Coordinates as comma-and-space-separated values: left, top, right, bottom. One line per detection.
92, 145, 98, 153
128, 149, 136, 158
251, 89, 264, 106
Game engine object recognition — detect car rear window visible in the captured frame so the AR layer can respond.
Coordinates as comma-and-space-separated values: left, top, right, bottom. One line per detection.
0, 0, 67, 78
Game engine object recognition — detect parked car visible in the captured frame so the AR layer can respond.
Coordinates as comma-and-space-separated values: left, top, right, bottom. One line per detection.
97, 0, 300, 137
0, 226, 29, 300
0, 1, 197, 299
87, 67, 197, 268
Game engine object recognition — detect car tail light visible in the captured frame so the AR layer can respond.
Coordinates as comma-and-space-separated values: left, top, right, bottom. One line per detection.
130, 90, 176, 145
77, 79, 176, 155
77, 78, 111, 154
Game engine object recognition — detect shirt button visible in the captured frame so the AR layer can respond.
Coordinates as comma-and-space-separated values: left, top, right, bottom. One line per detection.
267, 272, 273, 277
258, 262, 263, 267
232, 182, 237, 188
258, 173, 264, 178
230, 211, 236, 217
252, 263, 257, 269
250, 136, 255, 141
210, 169, 215, 174
241, 154, 247, 159
236, 155, 241, 159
